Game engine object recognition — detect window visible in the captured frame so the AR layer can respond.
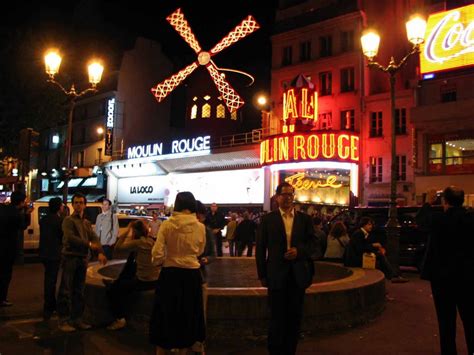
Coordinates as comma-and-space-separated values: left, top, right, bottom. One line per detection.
299, 41, 311, 62
341, 30, 354, 52
396, 155, 407, 181
340, 67, 355, 92
319, 35, 332, 57
78, 151, 85, 167
190, 105, 197, 119
216, 104, 225, 118
317, 112, 332, 130
370, 157, 383, 183
202, 103, 211, 118
282, 46, 292, 66
395, 108, 407, 135
319, 71, 332, 96
441, 84, 456, 102
428, 138, 474, 174
340, 110, 355, 131
370, 111, 383, 137
230, 110, 238, 120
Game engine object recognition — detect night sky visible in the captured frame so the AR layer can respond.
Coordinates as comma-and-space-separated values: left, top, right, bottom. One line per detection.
0, 0, 277, 150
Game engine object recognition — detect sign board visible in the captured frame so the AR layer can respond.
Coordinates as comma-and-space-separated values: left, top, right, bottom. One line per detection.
420, 4, 474, 74
105, 98, 115, 156
127, 135, 211, 159
117, 176, 167, 203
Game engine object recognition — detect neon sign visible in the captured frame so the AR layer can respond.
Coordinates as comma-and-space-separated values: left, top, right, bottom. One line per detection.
260, 132, 359, 166
421, 4, 474, 74
105, 98, 115, 156
283, 88, 318, 122
285, 173, 342, 191
127, 135, 211, 159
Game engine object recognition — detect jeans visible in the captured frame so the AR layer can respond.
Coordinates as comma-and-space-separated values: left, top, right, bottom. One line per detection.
57, 256, 88, 322
42, 259, 60, 315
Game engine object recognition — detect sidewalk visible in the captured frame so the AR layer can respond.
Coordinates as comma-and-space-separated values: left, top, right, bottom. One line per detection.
0, 263, 468, 354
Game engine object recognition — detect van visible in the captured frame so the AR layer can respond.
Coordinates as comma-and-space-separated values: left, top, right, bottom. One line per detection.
24, 196, 103, 250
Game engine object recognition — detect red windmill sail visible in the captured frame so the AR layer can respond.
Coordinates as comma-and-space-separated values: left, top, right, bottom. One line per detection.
151, 8, 260, 113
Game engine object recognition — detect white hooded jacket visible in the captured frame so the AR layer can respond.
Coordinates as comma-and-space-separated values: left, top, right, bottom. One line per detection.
151, 211, 205, 269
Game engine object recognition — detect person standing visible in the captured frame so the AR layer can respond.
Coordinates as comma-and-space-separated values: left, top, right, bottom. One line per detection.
256, 182, 317, 355
205, 202, 226, 257
235, 211, 257, 257
39, 197, 64, 319
148, 211, 162, 238
150, 192, 206, 355
421, 186, 474, 355
0, 190, 31, 307
95, 198, 118, 260
225, 213, 238, 256
57, 193, 107, 332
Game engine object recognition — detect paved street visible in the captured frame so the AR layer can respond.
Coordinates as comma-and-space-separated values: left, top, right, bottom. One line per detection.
0, 262, 469, 354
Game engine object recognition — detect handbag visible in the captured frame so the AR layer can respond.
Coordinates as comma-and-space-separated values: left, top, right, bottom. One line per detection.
117, 252, 137, 280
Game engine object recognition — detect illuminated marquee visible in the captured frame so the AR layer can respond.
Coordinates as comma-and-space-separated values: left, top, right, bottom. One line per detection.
260, 132, 359, 166
285, 173, 342, 191
421, 4, 474, 74
127, 135, 211, 159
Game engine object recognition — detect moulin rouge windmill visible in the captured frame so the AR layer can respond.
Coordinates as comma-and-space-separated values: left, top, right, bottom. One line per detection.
151, 8, 260, 113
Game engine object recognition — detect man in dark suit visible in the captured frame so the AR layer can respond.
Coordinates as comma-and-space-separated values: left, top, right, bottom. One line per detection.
256, 182, 316, 355
421, 186, 474, 355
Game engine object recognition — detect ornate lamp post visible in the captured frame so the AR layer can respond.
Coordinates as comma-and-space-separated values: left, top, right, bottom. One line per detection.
361, 15, 426, 272
44, 49, 104, 204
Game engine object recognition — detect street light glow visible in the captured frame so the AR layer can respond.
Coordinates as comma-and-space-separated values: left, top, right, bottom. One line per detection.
360, 31, 380, 60
406, 15, 427, 45
257, 95, 267, 106
88, 61, 104, 86
44, 50, 62, 77
97, 127, 104, 135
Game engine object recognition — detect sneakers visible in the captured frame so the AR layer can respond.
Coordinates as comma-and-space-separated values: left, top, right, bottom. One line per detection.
58, 323, 77, 333
0, 300, 13, 307
107, 318, 126, 330
73, 321, 92, 330
391, 276, 409, 283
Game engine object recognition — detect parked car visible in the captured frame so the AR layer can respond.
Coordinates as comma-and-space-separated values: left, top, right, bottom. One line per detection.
330, 206, 442, 271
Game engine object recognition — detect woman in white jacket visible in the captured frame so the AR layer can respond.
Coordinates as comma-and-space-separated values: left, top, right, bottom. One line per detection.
149, 191, 206, 355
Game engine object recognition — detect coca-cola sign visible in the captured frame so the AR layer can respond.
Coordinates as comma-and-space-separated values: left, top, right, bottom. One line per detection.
420, 4, 474, 74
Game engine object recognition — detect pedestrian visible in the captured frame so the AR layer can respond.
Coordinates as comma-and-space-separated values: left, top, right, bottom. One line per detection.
205, 202, 226, 257
225, 213, 238, 256
57, 193, 107, 332
256, 182, 317, 355
148, 210, 162, 238
345, 217, 408, 283
39, 197, 64, 319
324, 221, 350, 261
192, 200, 216, 353
106, 219, 160, 331
150, 191, 206, 355
235, 211, 257, 257
420, 186, 474, 355
0, 190, 31, 307
95, 198, 119, 260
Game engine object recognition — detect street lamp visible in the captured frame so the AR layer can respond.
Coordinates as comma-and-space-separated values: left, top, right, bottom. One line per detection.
361, 15, 426, 272
44, 49, 104, 204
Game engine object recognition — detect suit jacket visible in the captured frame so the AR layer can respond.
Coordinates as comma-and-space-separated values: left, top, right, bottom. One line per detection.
421, 206, 474, 281
256, 210, 316, 290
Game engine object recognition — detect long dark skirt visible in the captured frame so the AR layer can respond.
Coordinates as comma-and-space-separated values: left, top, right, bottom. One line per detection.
149, 267, 205, 349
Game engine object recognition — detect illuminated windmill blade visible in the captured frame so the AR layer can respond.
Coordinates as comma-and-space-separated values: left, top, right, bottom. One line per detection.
166, 8, 202, 54
206, 62, 244, 113
210, 15, 260, 55
151, 62, 199, 102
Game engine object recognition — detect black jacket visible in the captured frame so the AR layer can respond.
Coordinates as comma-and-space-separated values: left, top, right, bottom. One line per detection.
39, 213, 63, 260
345, 228, 379, 267
421, 206, 474, 281
256, 210, 316, 290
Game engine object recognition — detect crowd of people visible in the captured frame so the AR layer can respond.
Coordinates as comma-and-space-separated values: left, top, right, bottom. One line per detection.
0, 184, 473, 355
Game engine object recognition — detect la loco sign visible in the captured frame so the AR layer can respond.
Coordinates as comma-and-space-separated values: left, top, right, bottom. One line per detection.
260, 131, 359, 166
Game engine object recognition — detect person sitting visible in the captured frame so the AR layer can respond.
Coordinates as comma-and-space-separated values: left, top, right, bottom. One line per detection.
106, 219, 160, 330
345, 217, 408, 283
324, 221, 350, 262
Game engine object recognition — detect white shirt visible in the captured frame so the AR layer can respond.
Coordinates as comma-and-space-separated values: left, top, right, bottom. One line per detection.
279, 208, 295, 249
